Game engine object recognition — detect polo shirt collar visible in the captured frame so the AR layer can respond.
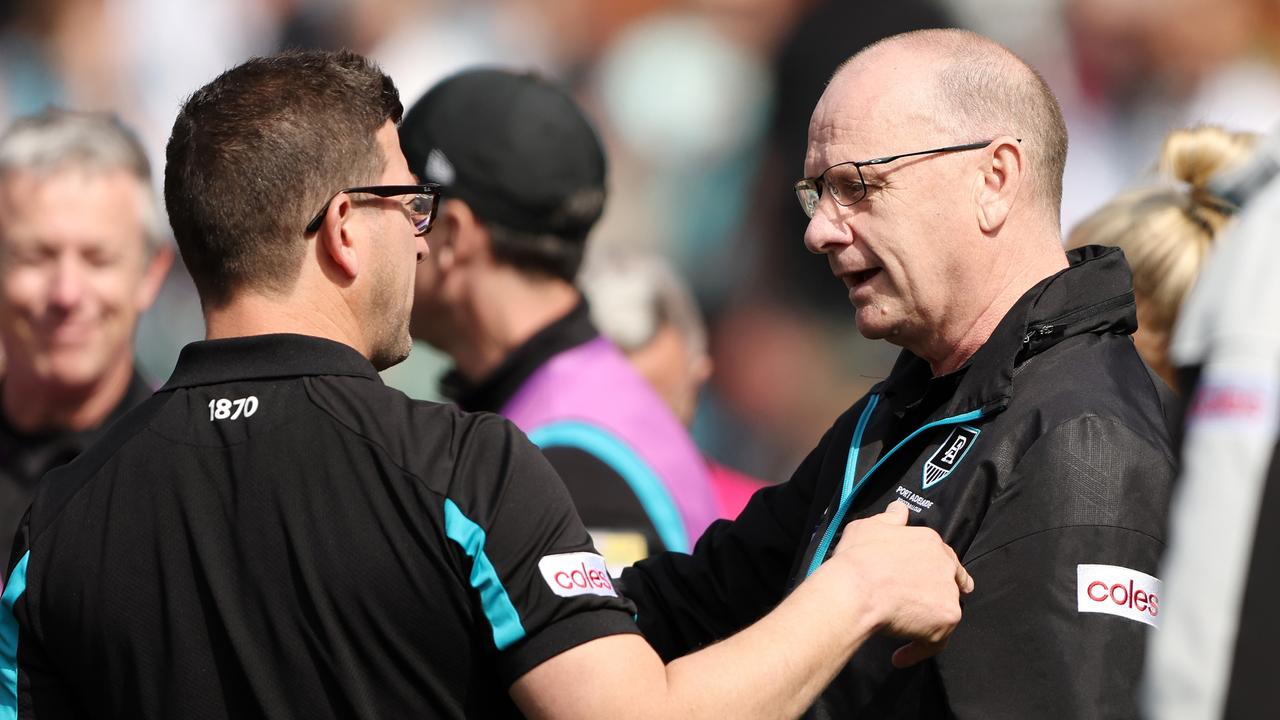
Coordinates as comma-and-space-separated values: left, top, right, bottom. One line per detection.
160, 334, 381, 391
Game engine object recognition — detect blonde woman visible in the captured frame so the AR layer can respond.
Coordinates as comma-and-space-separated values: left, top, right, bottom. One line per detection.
1068, 125, 1258, 389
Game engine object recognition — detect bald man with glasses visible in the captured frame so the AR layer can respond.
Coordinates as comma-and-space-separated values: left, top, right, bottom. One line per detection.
622, 28, 1177, 719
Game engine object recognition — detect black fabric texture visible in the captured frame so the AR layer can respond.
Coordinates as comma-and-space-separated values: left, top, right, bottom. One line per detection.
542, 446, 662, 552
1222, 437, 1280, 719
7, 334, 637, 719
0, 371, 153, 568
623, 245, 1178, 717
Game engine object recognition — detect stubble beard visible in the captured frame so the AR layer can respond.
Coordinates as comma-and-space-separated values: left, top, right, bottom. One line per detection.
366, 252, 414, 372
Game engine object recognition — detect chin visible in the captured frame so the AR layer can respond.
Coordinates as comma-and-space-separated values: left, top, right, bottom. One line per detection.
34, 357, 113, 392
853, 307, 894, 341
369, 333, 413, 372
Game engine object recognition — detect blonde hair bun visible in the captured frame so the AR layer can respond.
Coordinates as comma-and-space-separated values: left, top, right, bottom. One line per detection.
1160, 125, 1256, 205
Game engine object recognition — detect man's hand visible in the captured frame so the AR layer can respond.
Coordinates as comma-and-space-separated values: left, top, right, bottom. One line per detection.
825, 501, 973, 667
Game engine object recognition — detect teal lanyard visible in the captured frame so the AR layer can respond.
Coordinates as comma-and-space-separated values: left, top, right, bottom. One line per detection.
804, 395, 986, 578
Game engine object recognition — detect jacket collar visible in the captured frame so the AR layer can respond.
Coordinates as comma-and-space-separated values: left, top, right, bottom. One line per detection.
160, 334, 381, 391
873, 245, 1137, 416
440, 298, 599, 412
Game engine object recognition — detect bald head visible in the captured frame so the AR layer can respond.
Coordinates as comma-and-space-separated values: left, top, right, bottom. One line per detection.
831, 29, 1068, 222
802, 29, 1071, 372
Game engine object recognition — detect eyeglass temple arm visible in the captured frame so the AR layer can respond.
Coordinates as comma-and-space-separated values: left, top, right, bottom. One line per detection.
859, 139, 1020, 167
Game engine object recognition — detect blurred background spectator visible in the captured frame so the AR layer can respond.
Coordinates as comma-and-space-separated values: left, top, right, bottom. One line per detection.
0, 108, 172, 567
1066, 124, 1258, 391
580, 248, 767, 518
4, 0, 1278, 483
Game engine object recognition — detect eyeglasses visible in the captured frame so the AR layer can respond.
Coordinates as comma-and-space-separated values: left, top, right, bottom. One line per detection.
304, 184, 442, 236
794, 139, 1016, 218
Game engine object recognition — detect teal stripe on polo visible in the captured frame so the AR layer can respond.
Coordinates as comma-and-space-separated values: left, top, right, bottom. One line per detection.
443, 500, 526, 650
0, 551, 29, 720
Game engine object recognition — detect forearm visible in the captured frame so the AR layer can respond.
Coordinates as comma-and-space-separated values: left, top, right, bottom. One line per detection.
660, 562, 876, 719
513, 565, 875, 720
513, 504, 965, 720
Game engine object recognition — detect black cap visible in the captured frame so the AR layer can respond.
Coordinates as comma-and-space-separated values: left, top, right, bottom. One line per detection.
400, 68, 607, 240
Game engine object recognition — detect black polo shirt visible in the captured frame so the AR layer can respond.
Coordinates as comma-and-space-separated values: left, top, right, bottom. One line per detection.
0, 372, 153, 568
0, 334, 636, 719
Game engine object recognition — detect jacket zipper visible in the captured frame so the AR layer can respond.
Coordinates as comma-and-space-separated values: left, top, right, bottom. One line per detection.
804, 396, 986, 578
1021, 292, 1134, 347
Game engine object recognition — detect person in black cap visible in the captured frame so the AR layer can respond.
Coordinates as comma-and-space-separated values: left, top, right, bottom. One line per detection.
0, 49, 972, 719
400, 68, 722, 569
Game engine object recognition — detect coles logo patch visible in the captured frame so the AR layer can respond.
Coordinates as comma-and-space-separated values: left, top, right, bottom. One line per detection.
1077, 564, 1161, 628
538, 552, 617, 598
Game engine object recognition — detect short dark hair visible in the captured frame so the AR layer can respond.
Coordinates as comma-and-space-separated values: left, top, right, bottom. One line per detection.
480, 187, 605, 282
164, 49, 402, 306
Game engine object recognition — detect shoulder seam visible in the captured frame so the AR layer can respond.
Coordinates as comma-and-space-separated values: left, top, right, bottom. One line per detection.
302, 377, 449, 503
964, 523, 1165, 567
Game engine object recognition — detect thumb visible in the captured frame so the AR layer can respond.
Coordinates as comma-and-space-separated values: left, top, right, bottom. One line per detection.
891, 639, 947, 668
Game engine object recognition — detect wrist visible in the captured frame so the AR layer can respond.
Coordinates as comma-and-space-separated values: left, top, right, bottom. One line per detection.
806, 558, 883, 642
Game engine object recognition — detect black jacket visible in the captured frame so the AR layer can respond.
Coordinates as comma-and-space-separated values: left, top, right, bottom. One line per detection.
622, 246, 1177, 718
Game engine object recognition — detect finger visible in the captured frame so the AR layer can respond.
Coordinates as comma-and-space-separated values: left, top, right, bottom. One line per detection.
956, 563, 974, 594
891, 638, 947, 668
876, 500, 910, 525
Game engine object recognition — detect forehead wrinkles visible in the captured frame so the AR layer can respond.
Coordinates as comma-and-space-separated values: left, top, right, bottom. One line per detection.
805, 98, 920, 176
805, 58, 942, 176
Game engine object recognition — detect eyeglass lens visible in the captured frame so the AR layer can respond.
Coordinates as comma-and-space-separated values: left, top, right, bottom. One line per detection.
404, 194, 437, 235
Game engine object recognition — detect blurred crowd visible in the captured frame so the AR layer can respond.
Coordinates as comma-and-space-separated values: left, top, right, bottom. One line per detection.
3, 0, 1279, 482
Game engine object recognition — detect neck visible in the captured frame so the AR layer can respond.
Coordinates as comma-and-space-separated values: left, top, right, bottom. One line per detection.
921, 237, 1069, 376
204, 287, 369, 356
2, 351, 137, 434
447, 272, 580, 382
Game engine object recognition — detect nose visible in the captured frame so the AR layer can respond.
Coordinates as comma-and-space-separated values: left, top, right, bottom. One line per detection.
415, 232, 429, 264
802, 204, 854, 255
49, 253, 86, 311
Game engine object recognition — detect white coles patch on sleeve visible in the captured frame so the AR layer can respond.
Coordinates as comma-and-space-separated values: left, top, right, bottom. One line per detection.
1077, 564, 1162, 628
538, 552, 617, 598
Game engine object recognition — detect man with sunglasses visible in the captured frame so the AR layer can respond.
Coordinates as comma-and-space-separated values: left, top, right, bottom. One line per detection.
622, 28, 1177, 718
0, 50, 974, 720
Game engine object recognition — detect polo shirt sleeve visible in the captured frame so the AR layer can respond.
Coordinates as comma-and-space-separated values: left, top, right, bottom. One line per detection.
1, 508, 77, 719
441, 414, 639, 685
619, 419, 840, 661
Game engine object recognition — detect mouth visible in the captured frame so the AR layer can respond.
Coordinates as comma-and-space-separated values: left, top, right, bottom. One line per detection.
845, 268, 882, 288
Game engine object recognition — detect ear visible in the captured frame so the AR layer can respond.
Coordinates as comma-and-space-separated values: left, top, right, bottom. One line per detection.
975, 136, 1023, 234
135, 244, 174, 311
432, 199, 489, 273
318, 192, 360, 280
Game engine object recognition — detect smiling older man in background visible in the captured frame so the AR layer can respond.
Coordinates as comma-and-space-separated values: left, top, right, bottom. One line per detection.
0, 109, 172, 567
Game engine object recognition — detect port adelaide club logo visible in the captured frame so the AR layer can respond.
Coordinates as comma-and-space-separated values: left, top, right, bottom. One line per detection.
922, 426, 981, 489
